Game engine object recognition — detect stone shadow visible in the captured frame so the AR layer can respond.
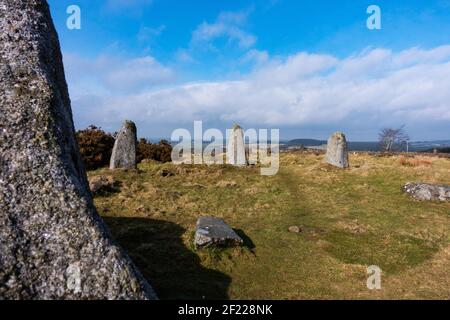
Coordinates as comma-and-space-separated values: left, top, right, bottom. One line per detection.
234, 229, 256, 250
102, 217, 231, 300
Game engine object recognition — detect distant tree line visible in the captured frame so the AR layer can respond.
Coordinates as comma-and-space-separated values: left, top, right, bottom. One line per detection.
76, 125, 172, 170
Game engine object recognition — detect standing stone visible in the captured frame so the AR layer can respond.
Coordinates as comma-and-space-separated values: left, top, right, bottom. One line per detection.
110, 120, 137, 170
227, 124, 248, 166
0, 0, 156, 299
326, 132, 349, 168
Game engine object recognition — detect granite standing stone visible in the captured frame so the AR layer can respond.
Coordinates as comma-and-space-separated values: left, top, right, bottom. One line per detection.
0, 0, 156, 299
403, 182, 450, 201
227, 124, 248, 166
110, 120, 138, 170
326, 132, 349, 168
194, 217, 244, 248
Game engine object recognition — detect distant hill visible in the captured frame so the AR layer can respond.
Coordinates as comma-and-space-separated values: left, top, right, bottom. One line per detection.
287, 139, 450, 152
421, 147, 450, 153
411, 140, 450, 152
286, 139, 326, 147
347, 142, 380, 152
287, 139, 380, 151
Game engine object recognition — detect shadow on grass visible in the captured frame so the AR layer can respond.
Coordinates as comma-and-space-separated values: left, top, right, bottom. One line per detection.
234, 229, 256, 250
103, 217, 231, 300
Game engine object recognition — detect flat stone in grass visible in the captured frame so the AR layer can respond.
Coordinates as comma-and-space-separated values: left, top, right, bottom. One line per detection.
403, 182, 450, 201
194, 217, 243, 248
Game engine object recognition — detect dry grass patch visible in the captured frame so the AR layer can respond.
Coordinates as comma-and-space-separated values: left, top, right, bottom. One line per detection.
398, 156, 433, 167
88, 152, 450, 299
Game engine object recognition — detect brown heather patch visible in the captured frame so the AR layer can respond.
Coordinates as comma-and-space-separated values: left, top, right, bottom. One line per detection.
398, 156, 433, 167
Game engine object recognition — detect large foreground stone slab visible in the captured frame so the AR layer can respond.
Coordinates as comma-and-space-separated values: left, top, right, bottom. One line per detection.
194, 217, 243, 248
0, 0, 155, 299
403, 182, 450, 201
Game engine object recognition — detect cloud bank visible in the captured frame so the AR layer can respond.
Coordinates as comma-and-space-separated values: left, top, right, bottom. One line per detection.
191, 11, 257, 50
65, 45, 450, 139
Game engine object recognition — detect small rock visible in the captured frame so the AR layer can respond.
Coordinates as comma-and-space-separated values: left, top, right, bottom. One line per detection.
288, 226, 302, 233
194, 216, 243, 249
88, 175, 119, 195
403, 182, 450, 201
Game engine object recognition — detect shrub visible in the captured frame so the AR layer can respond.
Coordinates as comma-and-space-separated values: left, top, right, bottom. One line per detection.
76, 125, 115, 170
137, 138, 172, 163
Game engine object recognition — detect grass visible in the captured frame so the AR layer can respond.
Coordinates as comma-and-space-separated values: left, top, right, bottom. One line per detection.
89, 152, 450, 300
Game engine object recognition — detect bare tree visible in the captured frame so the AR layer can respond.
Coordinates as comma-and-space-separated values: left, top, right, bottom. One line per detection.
378, 125, 410, 152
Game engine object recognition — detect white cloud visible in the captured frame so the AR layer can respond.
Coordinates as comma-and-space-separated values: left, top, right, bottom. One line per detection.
191, 11, 256, 49
65, 54, 175, 95
137, 25, 166, 42
66, 46, 450, 138
241, 49, 269, 65
174, 49, 197, 64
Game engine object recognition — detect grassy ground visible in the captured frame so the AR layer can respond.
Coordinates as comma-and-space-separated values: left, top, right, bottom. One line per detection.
89, 152, 450, 300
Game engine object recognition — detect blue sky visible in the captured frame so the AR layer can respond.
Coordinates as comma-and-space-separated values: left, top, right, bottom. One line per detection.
48, 0, 450, 140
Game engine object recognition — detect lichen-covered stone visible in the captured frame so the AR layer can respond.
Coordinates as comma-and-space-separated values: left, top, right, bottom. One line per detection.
89, 175, 119, 196
326, 132, 349, 168
403, 182, 450, 201
194, 217, 243, 248
0, 0, 156, 299
110, 120, 137, 170
227, 124, 248, 166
